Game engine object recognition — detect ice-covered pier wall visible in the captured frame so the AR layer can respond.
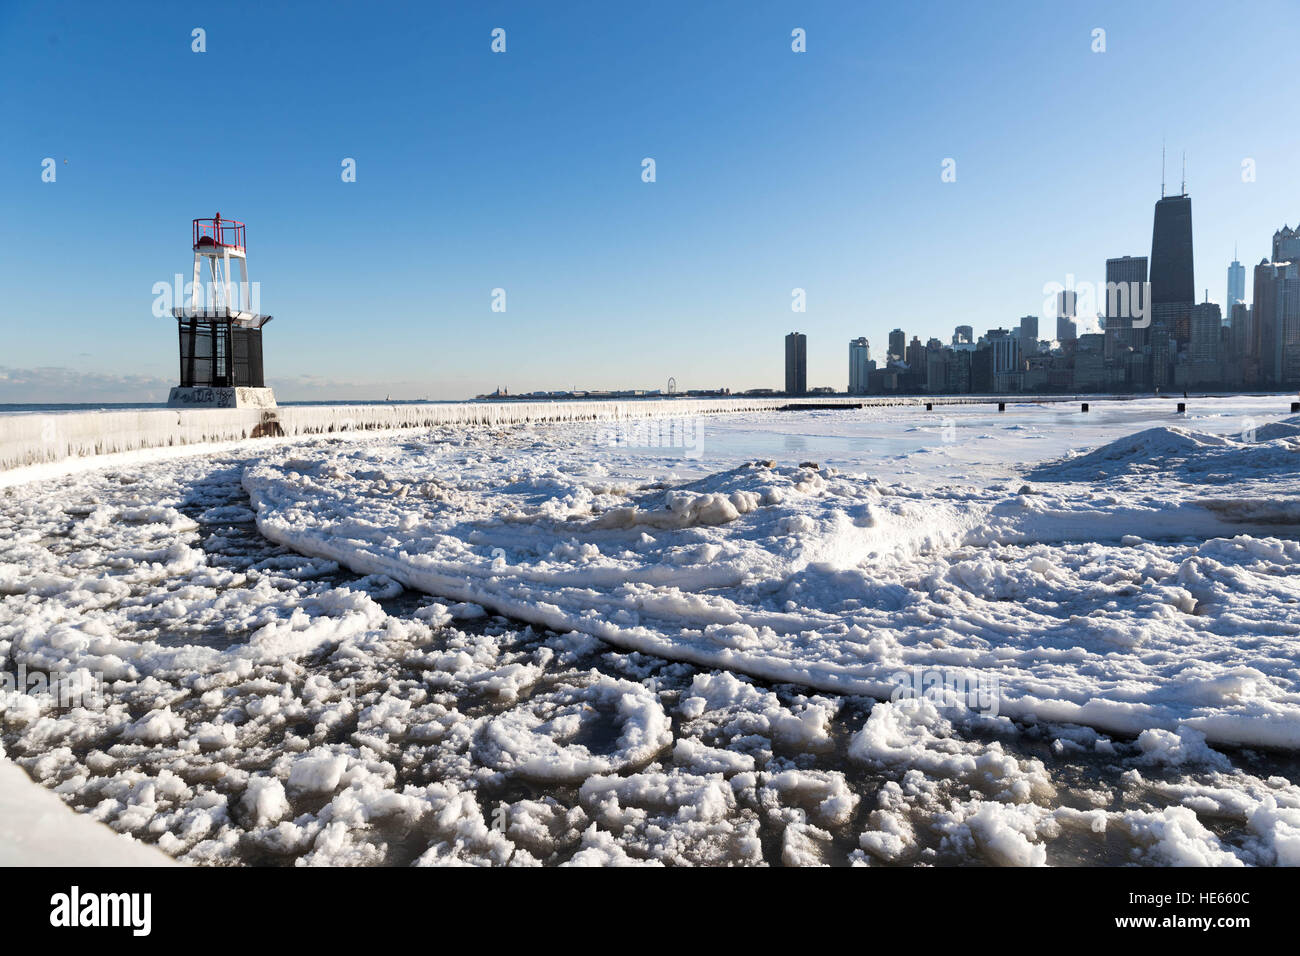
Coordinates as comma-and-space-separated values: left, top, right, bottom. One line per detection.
0, 394, 1115, 473
0, 398, 822, 472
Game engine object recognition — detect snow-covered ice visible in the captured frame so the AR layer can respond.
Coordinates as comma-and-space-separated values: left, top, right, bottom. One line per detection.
3, 395, 1300, 866
242, 402, 1300, 748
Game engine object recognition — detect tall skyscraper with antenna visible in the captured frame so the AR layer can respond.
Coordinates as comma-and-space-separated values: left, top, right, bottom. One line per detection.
1149, 150, 1195, 376
1227, 247, 1246, 315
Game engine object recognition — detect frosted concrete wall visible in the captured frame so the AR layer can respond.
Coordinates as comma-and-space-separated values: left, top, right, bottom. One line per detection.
0, 398, 816, 471
0, 395, 1096, 473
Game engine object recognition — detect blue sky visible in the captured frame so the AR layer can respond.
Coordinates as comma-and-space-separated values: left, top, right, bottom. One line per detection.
2, 0, 1297, 401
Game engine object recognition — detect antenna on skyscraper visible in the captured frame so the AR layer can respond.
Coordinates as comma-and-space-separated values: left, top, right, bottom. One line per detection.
1181, 151, 1186, 196
1161, 142, 1166, 198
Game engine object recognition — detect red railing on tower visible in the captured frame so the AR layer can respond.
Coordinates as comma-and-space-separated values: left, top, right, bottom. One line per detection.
192, 216, 246, 252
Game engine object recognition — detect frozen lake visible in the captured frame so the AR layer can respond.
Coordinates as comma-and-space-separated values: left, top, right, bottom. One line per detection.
614, 395, 1297, 480
2, 395, 1299, 866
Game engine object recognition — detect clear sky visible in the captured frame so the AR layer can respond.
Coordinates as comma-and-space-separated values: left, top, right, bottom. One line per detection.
2, 0, 1297, 402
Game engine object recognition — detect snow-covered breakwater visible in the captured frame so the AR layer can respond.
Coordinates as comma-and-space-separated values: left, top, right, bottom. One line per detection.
0, 398, 802, 472
0, 394, 1121, 473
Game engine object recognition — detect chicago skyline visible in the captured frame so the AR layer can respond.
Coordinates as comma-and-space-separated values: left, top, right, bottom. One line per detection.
778, 183, 1295, 396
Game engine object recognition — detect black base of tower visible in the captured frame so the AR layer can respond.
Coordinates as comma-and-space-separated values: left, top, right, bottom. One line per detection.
177, 317, 265, 388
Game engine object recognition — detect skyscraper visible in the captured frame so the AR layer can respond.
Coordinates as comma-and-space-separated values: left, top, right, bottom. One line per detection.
1103, 255, 1149, 363
1149, 192, 1195, 344
1055, 291, 1077, 343
1146, 173, 1195, 391
785, 332, 807, 395
1230, 302, 1253, 365
1188, 301, 1222, 367
1227, 251, 1246, 314
952, 325, 973, 346
1104, 256, 1149, 324
904, 337, 925, 387
1255, 258, 1300, 385
1254, 261, 1280, 384
1267, 227, 1300, 385
1274, 225, 1300, 263
1280, 262, 1300, 385
848, 337, 870, 394
1056, 290, 1077, 319
1018, 315, 1038, 354
888, 329, 906, 363
987, 328, 1020, 391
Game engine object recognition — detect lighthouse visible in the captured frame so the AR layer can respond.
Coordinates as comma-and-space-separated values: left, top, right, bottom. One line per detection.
167, 214, 276, 408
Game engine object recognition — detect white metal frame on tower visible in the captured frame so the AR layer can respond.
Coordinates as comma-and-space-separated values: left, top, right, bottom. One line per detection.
172, 217, 270, 329
188, 244, 254, 320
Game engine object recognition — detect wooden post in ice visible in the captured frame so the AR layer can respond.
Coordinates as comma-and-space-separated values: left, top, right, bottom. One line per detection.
1081, 402, 1089, 412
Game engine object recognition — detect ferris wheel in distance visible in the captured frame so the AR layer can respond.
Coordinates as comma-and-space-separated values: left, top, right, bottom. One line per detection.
667, 376, 677, 395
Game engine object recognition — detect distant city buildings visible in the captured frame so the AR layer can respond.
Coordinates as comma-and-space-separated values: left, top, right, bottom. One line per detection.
1074, 332, 1107, 391
772, 176, 1293, 397
1056, 291, 1077, 344
1256, 256, 1300, 384
785, 331, 807, 395
1056, 309, 1077, 344
1188, 300, 1222, 369
1247, 236, 1300, 387
497, 178, 1298, 402
1104, 255, 1148, 319
1274, 225, 1300, 262
848, 337, 871, 395
1018, 315, 1039, 355
473, 386, 733, 400
1227, 252, 1246, 316
1103, 254, 1148, 365
988, 328, 1020, 392
1230, 301, 1253, 374
1254, 259, 1279, 383
906, 335, 925, 373
888, 329, 906, 363
1281, 262, 1300, 385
